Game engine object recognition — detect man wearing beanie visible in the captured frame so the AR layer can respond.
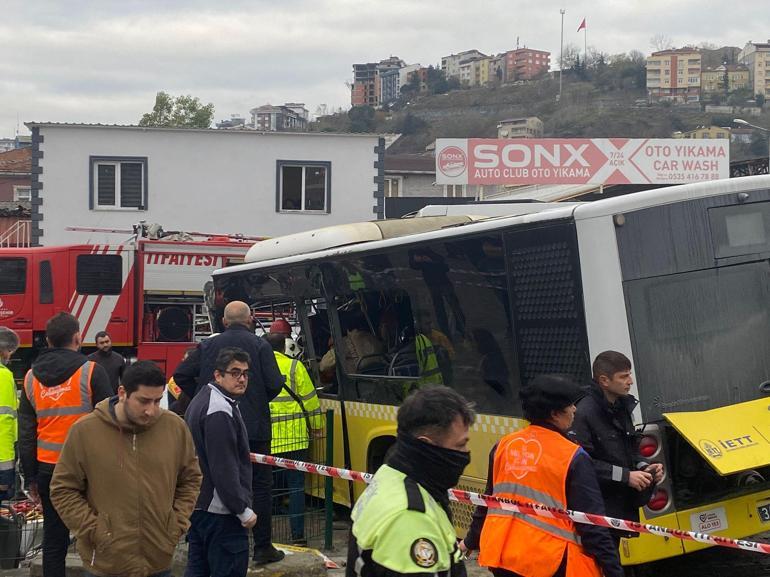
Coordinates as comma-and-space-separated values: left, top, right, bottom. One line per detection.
347, 386, 474, 577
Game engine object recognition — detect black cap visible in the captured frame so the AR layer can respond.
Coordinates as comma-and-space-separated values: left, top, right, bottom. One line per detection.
520, 374, 583, 421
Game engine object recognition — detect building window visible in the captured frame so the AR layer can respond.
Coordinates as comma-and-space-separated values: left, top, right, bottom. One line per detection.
90, 157, 148, 210
444, 184, 466, 198
13, 185, 31, 201
277, 161, 331, 213
384, 177, 402, 198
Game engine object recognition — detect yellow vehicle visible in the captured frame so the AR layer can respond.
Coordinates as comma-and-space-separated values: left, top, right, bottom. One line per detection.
210, 175, 770, 566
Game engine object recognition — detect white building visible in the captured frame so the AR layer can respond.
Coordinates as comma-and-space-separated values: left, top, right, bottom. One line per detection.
26, 123, 385, 246
441, 50, 487, 81
737, 41, 770, 98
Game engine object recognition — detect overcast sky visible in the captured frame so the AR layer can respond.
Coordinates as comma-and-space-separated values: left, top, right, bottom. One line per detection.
1, 0, 766, 137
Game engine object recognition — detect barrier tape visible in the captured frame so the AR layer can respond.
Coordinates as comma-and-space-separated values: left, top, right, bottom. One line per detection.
251, 452, 770, 555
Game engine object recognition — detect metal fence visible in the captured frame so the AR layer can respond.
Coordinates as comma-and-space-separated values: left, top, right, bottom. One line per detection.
268, 409, 334, 548
0, 497, 43, 569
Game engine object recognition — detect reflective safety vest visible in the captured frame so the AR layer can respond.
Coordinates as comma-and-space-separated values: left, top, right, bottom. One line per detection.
270, 352, 322, 455
416, 334, 443, 387
23, 361, 95, 464
0, 363, 18, 472
478, 425, 602, 577
351, 464, 462, 575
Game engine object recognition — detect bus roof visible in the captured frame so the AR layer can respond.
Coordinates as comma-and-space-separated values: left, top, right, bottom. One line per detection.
216, 175, 770, 277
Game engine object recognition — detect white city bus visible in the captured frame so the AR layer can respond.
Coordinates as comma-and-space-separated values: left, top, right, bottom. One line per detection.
209, 175, 770, 566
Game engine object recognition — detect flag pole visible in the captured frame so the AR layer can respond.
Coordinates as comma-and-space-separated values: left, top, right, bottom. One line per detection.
559, 8, 565, 102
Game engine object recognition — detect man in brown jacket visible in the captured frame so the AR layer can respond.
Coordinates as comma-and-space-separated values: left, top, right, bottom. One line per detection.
50, 361, 202, 577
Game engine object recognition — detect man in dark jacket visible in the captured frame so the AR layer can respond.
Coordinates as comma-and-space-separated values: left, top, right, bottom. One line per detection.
19, 312, 113, 577
185, 347, 257, 577
174, 301, 285, 565
568, 351, 663, 542
87, 331, 125, 393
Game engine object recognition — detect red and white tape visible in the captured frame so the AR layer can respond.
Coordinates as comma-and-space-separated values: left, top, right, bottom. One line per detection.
251, 452, 770, 555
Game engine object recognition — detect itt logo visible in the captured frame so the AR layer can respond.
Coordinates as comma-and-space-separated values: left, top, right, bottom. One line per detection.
698, 439, 722, 459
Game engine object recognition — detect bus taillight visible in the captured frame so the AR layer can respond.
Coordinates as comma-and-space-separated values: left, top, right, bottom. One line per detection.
647, 488, 670, 511
639, 435, 659, 458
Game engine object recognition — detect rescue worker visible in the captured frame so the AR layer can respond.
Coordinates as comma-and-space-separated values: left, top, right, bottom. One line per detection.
461, 374, 623, 577
415, 332, 443, 386
569, 351, 663, 545
0, 327, 19, 500
19, 312, 113, 577
346, 386, 474, 577
264, 331, 323, 545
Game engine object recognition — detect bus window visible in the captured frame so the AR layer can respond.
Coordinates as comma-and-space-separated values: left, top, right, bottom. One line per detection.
324, 233, 520, 416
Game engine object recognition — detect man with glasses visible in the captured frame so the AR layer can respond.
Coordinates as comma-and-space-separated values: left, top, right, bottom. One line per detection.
185, 347, 257, 577
174, 301, 285, 565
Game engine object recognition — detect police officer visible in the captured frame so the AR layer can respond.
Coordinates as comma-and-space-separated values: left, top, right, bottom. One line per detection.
346, 386, 474, 577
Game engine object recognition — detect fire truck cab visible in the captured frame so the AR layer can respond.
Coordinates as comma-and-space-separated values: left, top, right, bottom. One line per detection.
0, 238, 251, 381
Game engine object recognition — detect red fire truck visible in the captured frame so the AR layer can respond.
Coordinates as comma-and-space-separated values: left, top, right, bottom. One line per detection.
0, 227, 258, 380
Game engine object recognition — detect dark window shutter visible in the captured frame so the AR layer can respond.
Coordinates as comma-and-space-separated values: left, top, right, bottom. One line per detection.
97, 164, 116, 206
39, 260, 53, 304
120, 163, 143, 208
0, 258, 27, 294
76, 255, 123, 295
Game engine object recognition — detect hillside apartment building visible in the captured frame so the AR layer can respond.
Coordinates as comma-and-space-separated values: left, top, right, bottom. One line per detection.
737, 41, 770, 98
646, 48, 702, 102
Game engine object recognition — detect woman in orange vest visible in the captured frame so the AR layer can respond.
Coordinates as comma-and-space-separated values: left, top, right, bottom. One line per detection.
461, 375, 623, 577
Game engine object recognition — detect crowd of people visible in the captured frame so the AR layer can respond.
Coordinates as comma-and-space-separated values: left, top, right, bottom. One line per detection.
0, 303, 663, 577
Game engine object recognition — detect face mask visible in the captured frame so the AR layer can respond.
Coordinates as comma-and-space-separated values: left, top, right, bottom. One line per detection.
388, 433, 471, 506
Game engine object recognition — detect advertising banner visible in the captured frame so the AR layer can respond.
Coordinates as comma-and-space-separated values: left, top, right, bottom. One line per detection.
435, 138, 730, 185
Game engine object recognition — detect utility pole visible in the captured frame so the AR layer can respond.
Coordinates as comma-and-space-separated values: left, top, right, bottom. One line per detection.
559, 8, 566, 102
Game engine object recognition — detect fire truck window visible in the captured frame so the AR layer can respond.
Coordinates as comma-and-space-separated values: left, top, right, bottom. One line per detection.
0, 258, 26, 294
39, 260, 53, 304
76, 255, 122, 295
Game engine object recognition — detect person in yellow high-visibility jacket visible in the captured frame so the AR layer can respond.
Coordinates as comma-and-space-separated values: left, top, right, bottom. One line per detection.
0, 327, 20, 500
264, 331, 323, 545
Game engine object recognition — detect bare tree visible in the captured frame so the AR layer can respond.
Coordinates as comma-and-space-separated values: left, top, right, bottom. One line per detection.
650, 33, 674, 52
315, 104, 329, 118
560, 43, 580, 69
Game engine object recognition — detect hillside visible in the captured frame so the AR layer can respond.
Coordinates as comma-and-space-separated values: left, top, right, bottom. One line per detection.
313, 74, 769, 161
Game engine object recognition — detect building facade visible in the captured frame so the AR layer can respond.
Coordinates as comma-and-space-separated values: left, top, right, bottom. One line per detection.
505, 49, 551, 81
458, 56, 490, 86
647, 48, 702, 102
497, 117, 544, 139
672, 126, 731, 139
26, 124, 385, 246
701, 64, 750, 94
441, 50, 487, 81
249, 103, 309, 132
351, 63, 380, 107
737, 41, 770, 98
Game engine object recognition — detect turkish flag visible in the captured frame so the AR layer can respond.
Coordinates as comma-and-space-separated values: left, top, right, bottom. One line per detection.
577, 18, 586, 31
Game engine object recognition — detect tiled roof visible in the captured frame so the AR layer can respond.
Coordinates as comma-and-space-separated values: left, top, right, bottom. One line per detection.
0, 201, 30, 217
0, 148, 31, 174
